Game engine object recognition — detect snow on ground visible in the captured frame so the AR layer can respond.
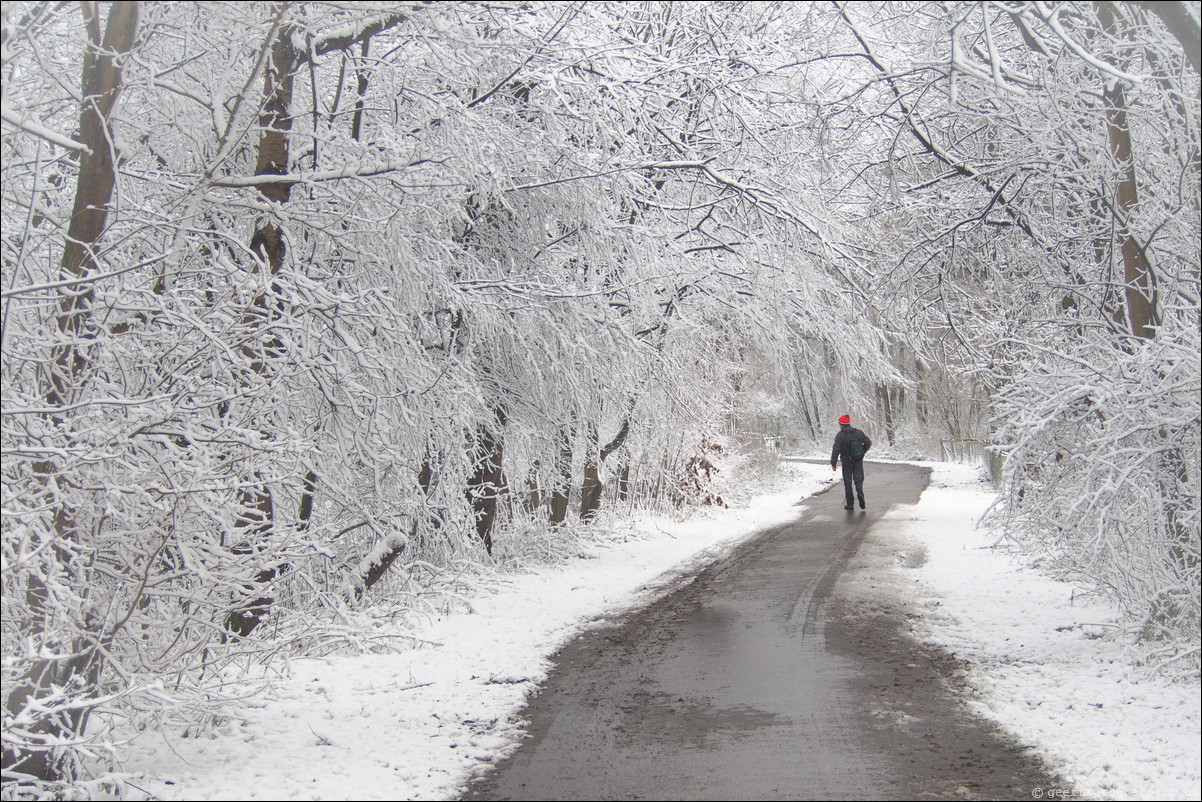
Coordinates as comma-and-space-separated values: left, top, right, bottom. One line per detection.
111, 460, 1199, 801
873, 461, 1202, 802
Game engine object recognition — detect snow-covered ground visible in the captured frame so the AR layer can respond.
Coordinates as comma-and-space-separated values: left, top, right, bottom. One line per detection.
865, 464, 1201, 801
110, 460, 1199, 801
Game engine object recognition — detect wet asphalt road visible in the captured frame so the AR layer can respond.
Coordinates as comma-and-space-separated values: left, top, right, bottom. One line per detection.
463, 461, 1058, 800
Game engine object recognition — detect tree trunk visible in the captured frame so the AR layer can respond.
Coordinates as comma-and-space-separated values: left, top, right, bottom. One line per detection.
1097, 1, 1158, 340
525, 463, 542, 511
467, 407, 507, 554
581, 417, 631, 521
877, 384, 896, 446
618, 464, 631, 502
580, 424, 602, 521
549, 424, 573, 525
224, 20, 299, 637
351, 38, 370, 141
3, 2, 140, 781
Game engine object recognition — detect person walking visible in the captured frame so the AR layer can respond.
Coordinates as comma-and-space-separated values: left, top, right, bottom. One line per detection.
831, 414, 872, 510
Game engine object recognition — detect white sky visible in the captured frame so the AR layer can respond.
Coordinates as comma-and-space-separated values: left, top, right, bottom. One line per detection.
108, 460, 1200, 802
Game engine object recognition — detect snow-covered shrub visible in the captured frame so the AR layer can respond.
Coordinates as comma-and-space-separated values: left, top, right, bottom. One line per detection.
992, 320, 1201, 677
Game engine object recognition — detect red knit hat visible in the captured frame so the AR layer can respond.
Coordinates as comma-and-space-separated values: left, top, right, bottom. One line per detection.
838, 414, 851, 425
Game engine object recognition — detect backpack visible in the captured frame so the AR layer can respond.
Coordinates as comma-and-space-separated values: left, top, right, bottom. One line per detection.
846, 430, 866, 460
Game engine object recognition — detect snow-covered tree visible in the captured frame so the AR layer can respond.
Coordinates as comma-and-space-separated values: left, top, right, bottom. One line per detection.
3, 1, 1197, 789
1, 2, 889, 782
830, 1, 1200, 668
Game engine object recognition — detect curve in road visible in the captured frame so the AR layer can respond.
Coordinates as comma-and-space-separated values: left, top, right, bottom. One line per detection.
464, 461, 1058, 801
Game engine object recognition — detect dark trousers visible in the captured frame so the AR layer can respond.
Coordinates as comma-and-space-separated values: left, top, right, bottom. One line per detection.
842, 460, 865, 506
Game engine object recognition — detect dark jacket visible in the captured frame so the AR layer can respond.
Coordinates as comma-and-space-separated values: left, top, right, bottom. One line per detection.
831, 426, 872, 468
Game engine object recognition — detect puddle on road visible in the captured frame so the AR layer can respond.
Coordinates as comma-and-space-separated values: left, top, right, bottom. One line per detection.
613, 688, 780, 750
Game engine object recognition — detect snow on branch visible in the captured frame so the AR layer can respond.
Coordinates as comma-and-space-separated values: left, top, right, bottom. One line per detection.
1, 101, 91, 154
209, 157, 437, 187
298, 11, 411, 62
1028, 1, 1145, 86
1, 251, 170, 299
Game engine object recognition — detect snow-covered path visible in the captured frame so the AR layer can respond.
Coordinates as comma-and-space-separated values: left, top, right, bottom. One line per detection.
112, 461, 1199, 801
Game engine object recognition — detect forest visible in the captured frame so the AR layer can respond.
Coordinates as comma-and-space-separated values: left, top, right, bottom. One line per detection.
2, 0, 1198, 789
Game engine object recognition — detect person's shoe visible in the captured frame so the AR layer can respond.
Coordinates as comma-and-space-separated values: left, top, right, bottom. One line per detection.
858, 495, 866, 509
844, 503, 854, 510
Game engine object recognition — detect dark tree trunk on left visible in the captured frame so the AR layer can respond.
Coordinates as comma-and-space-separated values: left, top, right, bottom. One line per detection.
3, 2, 140, 782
